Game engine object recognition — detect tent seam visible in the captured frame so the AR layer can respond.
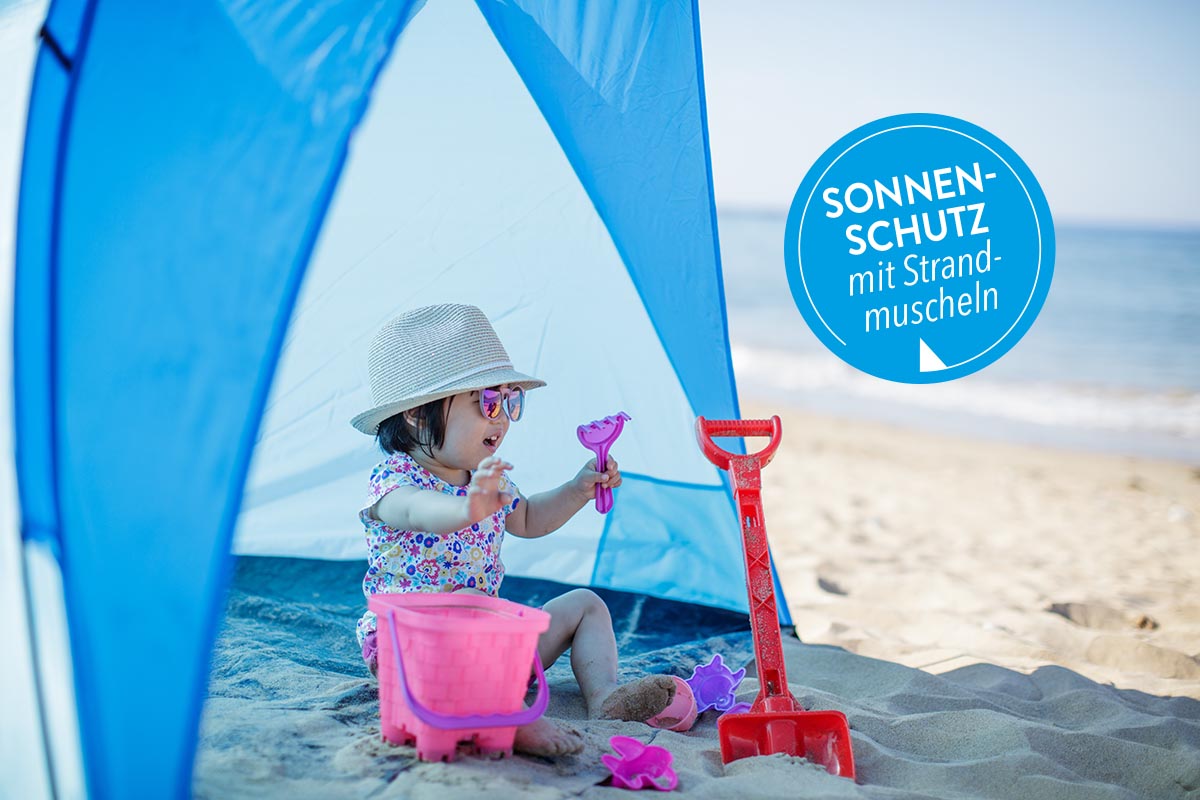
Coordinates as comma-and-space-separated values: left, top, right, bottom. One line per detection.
14, 37, 68, 800
618, 471, 725, 492
38, 0, 103, 794
38, 25, 72, 70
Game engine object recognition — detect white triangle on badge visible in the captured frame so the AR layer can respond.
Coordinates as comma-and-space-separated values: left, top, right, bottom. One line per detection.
919, 339, 948, 372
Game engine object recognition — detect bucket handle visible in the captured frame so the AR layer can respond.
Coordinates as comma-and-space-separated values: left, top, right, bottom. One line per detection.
386, 607, 549, 730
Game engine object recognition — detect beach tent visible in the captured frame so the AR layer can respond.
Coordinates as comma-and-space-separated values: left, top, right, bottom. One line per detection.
5, 0, 790, 796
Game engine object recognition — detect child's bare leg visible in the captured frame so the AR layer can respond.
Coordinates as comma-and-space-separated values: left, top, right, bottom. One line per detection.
452, 587, 582, 756
539, 589, 678, 722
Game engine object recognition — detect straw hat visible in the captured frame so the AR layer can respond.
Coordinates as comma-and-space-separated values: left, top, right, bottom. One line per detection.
350, 304, 546, 435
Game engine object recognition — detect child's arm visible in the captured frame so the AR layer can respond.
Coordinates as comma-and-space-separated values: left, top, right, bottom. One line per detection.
507, 457, 620, 539
372, 457, 514, 534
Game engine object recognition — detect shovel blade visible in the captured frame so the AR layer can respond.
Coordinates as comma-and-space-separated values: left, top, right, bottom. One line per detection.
718, 710, 856, 780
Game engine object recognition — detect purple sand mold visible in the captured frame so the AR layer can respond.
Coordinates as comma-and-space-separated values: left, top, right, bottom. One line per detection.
686, 654, 750, 714
602, 735, 678, 791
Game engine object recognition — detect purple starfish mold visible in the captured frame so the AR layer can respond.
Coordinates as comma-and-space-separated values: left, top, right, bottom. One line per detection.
601, 735, 678, 791
686, 654, 751, 714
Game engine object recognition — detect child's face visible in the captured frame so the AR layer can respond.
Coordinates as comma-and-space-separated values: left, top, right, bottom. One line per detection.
431, 385, 512, 471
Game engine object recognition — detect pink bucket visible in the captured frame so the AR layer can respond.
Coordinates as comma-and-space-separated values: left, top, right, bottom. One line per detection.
368, 593, 551, 762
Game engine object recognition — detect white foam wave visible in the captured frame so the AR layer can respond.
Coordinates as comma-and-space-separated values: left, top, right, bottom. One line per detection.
731, 345, 1200, 441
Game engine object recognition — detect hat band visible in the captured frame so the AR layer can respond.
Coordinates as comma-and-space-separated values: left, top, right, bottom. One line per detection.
414, 359, 515, 396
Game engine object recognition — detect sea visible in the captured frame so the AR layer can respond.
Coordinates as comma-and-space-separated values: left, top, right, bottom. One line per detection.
717, 210, 1200, 463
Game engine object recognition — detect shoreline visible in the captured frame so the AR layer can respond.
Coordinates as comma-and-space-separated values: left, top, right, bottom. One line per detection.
744, 402, 1200, 699
729, 344, 1200, 466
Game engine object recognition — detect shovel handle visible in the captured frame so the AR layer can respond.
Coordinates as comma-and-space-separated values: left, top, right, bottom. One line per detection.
696, 415, 792, 706
696, 417, 782, 471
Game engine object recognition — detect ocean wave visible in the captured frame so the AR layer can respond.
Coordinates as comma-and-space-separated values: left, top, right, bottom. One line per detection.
731, 344, 1200, 441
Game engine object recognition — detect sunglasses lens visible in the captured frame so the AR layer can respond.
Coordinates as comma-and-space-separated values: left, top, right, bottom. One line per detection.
480, 389, 502, 419
507, 387, 524, 421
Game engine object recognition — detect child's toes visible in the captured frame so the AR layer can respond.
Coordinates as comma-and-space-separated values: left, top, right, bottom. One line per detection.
551, 726, 584, 756
513, 717, 583, 758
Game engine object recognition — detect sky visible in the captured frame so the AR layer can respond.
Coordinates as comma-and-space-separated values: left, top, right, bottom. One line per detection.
698, 1, 1200, 227
3, 1, 1199, 230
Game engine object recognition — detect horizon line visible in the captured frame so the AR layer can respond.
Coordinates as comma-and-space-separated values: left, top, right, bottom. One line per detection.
715, 205, 1200, 235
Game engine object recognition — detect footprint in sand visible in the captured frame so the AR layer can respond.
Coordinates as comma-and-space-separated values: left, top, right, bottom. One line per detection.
1046, 602, 1158, 631
817, 576, 849, 596
1084, 636, 1200, 680
1046, 602, 1197, 679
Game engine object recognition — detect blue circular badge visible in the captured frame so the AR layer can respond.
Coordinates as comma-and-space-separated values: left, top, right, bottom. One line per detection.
785, 114, 1054, 383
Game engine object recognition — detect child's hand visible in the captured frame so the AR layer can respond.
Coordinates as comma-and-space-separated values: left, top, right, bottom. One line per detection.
467, 456, 515, 523
574, 456, 622, 502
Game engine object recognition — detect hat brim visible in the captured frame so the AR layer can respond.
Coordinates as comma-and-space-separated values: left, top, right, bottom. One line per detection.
350, 368, 546, 435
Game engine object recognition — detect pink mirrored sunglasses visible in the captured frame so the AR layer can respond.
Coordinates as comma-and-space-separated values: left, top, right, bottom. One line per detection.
479, 386, 525, 422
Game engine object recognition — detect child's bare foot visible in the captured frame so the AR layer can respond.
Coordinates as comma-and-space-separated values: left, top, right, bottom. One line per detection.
512, 717, 584, 757
593, 675, 677, 722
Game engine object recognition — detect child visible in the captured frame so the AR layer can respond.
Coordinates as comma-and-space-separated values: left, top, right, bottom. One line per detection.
351, 304, 689, 757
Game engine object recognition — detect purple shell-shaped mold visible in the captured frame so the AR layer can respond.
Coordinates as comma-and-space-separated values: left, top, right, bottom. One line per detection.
601, 735, 678, 791
686, 654, 749, 714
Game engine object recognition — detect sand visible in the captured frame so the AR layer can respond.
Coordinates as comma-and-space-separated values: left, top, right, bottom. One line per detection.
752, 406, 1200, 700
195, 406, 1200, 798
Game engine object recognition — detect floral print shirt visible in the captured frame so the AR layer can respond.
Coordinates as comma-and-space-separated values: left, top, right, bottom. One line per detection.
356, 450, 518, 645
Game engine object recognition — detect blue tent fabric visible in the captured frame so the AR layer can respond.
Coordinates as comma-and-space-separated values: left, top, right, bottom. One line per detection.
592, 474, 737, 606
14, 1, 785, 797
17, 2, 421, 796
475, 0, 739, 420
13, 5, 81, 553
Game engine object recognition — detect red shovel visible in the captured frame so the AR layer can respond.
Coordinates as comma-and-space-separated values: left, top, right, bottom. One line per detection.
696, 416, 856, 780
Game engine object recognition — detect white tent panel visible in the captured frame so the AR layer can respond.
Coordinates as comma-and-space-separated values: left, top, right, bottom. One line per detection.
2, 3, 59, 796
235, 0, 724, 588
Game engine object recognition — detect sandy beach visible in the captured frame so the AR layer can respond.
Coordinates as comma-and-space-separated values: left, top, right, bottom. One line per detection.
196, 404, 1200, 799
751, 405, 1200, 701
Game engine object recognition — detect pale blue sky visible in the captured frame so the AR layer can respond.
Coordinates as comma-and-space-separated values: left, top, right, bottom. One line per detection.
3, 1, 1199, 229
698, 1, 1200, 227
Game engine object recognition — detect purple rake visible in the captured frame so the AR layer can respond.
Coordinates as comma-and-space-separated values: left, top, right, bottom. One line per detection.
576, 412, 631, 514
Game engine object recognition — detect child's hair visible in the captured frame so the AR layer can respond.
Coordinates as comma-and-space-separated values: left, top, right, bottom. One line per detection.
376, 397, 453, 457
